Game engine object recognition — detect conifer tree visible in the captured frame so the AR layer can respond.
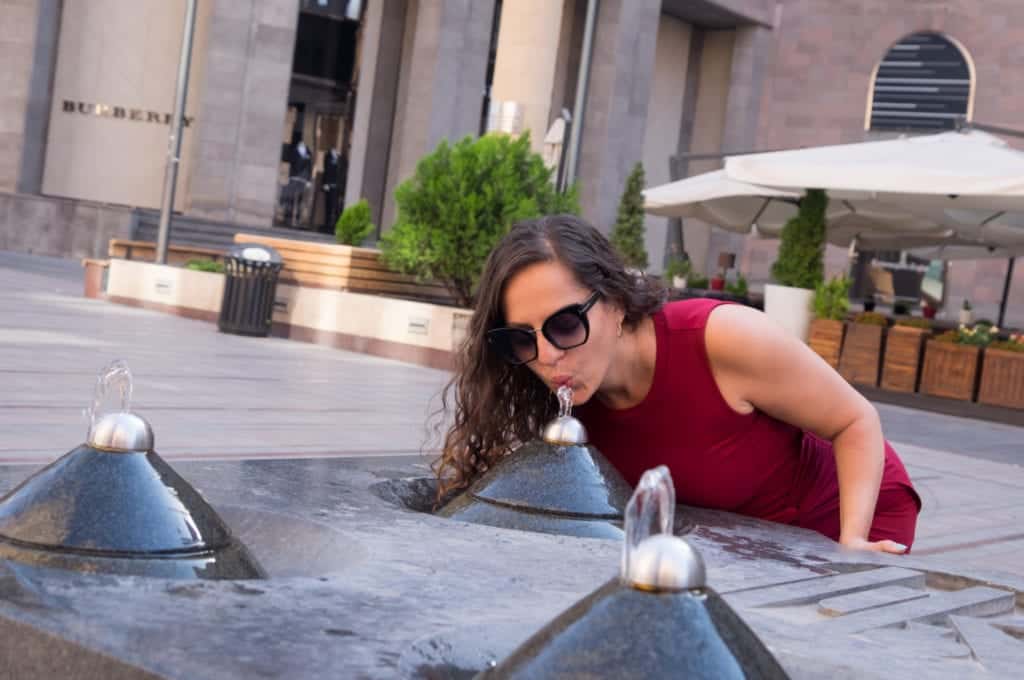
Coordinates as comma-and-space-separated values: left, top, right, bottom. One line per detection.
771, 188, 827, 290
610, 162, 648, 270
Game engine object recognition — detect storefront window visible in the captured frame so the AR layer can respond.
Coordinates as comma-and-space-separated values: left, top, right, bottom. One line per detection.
275, 1, 362, 233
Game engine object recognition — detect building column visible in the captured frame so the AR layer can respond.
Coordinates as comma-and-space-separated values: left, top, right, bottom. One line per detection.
344, 0, 407, 233
186, 0, 297, 226
575, 0, 661, 234
14, 0, 61, 195
380, 0, 496, 230
489, 0, 568, 154
0, 0, 58, 193
720, 25, 775, 281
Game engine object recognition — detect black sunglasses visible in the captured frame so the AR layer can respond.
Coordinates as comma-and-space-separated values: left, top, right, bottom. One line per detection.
487, 291, 601, 365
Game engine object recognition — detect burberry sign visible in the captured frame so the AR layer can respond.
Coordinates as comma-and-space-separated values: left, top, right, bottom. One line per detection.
62, 100, 194, 127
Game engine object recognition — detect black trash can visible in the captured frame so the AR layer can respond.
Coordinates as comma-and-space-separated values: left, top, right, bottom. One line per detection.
217, 243, 284, 337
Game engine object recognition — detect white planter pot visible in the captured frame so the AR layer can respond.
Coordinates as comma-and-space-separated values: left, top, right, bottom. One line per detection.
672, 276, 687, 289
764, 284, 815, 342
959, 309, 973, 325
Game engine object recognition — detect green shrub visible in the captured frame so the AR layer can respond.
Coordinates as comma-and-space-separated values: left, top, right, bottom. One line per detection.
813, 275, 850, 321
771, 189, 827, 289
185, 259, 224, 274
853, 311, 888, 326
335, 198, 375, 246
380, 133, 579, 307
725, 274, 748, 297
687, 273, 709, 290
610, 162, 648, 270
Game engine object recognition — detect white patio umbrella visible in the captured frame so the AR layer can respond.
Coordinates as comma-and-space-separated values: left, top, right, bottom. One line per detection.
642, 170, 961, 249
724, 129, 1024, 237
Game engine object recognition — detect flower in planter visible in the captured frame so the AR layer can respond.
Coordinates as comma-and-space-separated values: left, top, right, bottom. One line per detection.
990, 333, 1024, 352
952, 322, 998, 347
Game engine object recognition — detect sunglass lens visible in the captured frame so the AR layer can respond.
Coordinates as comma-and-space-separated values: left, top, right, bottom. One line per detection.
491, 329, 537, 364
544, 310, 586, 349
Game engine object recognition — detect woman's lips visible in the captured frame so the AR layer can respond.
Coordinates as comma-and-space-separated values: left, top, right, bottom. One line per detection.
552, 375, 574, 388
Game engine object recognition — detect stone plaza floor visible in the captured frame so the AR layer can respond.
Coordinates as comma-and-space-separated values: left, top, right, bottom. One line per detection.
2, 249, 1023, 581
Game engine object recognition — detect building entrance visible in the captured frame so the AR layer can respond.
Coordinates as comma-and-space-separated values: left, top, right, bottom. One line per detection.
275, 1, 361, 233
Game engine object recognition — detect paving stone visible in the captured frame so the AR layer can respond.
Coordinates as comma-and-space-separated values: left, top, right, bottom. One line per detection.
949, 615, 1024, 675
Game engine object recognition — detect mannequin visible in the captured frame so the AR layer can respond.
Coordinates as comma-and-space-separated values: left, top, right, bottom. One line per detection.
283, 140, 313, 227
321, 148, 347, 234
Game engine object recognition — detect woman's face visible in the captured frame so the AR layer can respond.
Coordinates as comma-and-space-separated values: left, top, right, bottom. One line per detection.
501, 260, 622, 405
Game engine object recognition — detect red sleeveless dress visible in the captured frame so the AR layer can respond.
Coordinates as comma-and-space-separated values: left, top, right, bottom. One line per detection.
576, 299, 921, 547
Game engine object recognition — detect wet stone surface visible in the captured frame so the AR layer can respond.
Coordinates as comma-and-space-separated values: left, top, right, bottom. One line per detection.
0, 455, 1019, 679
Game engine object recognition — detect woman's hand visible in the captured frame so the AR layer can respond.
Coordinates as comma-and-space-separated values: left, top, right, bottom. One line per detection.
839, 536, 907, 554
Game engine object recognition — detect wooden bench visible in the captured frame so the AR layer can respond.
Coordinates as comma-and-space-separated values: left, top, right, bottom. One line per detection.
233, 233, 455, 304
108, 239, 225, 266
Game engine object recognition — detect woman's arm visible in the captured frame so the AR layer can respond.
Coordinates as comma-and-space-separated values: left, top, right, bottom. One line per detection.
704, 303, 905, 553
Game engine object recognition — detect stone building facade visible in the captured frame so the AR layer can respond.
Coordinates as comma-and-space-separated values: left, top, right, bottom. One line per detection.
0, 0, 1020, 325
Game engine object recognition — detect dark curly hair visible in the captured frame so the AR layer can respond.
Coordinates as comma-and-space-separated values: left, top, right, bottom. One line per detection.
432, 214, 667, 503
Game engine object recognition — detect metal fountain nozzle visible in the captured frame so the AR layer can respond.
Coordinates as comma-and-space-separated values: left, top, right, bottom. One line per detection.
88, 411, 155, 452
542, 415, 588, 446
542, 385, 588, 446
622, 465, 706, 592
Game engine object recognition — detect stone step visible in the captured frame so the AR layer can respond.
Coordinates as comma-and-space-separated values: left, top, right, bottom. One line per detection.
724, 566, 925, 609
818, 584, 929, 616
819, 586, 1015, 635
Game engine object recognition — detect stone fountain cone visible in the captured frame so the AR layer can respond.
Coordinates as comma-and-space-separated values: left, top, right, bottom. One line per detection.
438, 389, 632, 539
0, 411, 265, 580
476, 467, 791, 680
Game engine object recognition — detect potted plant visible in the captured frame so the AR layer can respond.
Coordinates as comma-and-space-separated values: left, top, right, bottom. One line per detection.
838, 311, 888, 386
725, 274, 748, 298
664, 255, 691, 289
809, 275, 850, 369
764, 189, 827, 341
977, 330, 1024, 409
959, 299, 973, 325
880, 317, 932, 393
919, 322, 994, 401
710, 271, 726, 291
335, 198, 376, 246
687, 273, 710, 290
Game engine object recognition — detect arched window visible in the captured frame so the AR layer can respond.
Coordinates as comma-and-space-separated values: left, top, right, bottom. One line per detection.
866, 32, 974, 132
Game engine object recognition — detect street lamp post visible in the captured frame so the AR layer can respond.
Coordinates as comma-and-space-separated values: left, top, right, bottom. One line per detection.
155, 0, 198, 265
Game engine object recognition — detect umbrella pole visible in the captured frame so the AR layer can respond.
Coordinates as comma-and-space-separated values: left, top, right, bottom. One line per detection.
998, 257, 1016, 329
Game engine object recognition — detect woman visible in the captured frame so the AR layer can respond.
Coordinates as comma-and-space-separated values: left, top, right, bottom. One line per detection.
435, 214, 920, 552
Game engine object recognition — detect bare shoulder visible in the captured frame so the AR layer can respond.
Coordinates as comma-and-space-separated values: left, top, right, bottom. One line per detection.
704, 303, 795, 367
704, 302, 872, 438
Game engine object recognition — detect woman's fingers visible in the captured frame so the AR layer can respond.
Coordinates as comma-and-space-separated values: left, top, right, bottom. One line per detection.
839, 537, 908, 554
875, 540, 908, 554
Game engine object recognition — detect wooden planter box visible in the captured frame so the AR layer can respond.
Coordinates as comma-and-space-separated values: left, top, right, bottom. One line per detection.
880, 326, 929, 393
919, 340, 981, 401
838, 323, 885, 386
808, 319, 845, 369
977, 348, 1024, 409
